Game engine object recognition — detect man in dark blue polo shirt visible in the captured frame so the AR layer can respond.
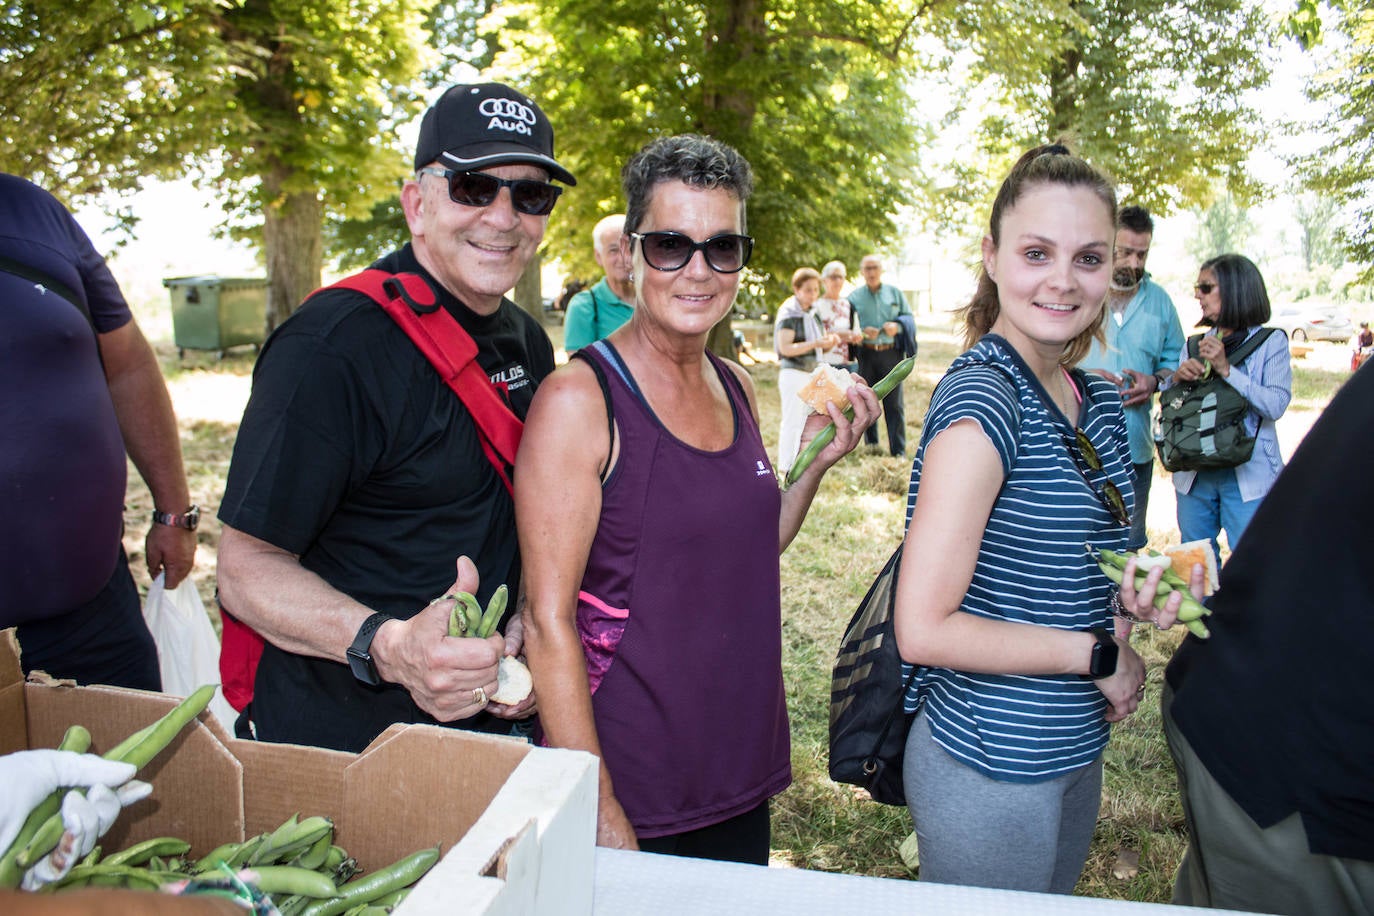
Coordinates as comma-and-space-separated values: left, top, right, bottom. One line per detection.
1, 173, 197, 688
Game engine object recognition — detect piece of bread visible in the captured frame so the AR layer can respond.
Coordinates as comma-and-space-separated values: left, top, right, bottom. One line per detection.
797, 364, 853, 414
1164, 540, 1219, 595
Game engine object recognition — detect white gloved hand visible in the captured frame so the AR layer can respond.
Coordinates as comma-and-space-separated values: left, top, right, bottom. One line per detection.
0, 750, 137, 854
20, 779, 152, 890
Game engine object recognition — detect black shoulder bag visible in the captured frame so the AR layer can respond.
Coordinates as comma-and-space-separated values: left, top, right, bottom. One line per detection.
828, 541, 915, 806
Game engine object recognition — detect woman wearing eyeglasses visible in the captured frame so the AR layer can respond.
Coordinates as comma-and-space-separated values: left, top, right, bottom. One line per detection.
891, 144, 1190, 893
516, 134, 879, 864
1165, 254, 1292, 561
774, 266, 840, 473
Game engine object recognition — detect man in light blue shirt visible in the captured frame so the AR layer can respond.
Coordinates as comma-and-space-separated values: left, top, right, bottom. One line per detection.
563, 214, 634, 352
1083, 206, 1185, 549
848, 254, 913, 456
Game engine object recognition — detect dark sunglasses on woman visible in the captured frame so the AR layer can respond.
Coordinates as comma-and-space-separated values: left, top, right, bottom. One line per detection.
417, 167, 562, 216
631, 231, 754, 274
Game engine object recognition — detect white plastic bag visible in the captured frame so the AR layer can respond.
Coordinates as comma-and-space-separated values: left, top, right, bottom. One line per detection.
143, 572, 237, 731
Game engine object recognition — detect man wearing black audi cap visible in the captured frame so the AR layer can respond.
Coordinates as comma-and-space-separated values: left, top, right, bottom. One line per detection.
216, 82, 575, 753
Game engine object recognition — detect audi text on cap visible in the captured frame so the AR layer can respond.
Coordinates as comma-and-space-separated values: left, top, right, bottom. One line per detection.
414, 82, 576, 186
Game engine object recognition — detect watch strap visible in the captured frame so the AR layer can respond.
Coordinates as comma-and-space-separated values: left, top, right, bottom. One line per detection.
347, 612, 393, 686
152, 505, 199, 530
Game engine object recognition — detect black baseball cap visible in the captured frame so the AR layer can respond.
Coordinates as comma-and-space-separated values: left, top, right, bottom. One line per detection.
413, 82, 576, 186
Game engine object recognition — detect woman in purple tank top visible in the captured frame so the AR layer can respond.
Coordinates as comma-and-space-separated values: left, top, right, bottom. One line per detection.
516, 135, 880, 865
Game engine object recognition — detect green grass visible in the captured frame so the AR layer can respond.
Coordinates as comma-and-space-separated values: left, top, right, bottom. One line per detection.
123, 316, 1346, 901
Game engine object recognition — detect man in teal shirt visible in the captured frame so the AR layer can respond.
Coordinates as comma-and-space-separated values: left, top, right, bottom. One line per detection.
563, 214, 634, 352
1083, 206, 1185, 549
848, 254, 913, 455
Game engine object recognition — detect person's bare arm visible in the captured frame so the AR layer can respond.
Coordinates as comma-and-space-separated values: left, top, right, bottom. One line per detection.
775, 327, 837, 358
98, 320, 195, 587
216, 527, 498, 722
516, 363, 638, 850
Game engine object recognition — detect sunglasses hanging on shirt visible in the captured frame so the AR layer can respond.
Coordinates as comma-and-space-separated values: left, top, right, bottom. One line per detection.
1064, 428, 1131, 527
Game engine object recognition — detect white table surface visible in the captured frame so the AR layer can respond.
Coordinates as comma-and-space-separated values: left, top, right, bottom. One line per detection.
592, 848, 1268, 915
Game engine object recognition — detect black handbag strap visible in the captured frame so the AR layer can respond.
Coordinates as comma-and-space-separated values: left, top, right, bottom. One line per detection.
869, 666, 920, 759
1186, 327, 1276, 366
0, 252, 96, 334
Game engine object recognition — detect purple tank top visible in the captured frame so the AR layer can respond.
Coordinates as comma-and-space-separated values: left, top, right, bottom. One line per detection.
573, 341, 790, 837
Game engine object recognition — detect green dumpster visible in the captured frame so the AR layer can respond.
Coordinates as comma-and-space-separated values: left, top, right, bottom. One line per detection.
162, 275, 268, 358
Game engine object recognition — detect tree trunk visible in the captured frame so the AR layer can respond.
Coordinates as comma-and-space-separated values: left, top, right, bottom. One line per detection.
262, 171, 323, 332
699, 0, 762, 361
706, 318, 737, 361
1047, 4, 1084, 140
513, 250, 545, 323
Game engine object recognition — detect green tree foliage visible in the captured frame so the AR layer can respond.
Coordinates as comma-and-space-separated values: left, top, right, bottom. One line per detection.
484, 0, 930, 307
1290, 1, 1374, 284
1293, 192, 1345, 271
0, 1, 236, 207
1187, 193, 1254, 263
1, 0, 430, 328
940, 0, 1271, 222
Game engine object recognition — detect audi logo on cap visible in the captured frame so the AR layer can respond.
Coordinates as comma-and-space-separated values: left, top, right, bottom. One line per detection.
478, 97, 537, 125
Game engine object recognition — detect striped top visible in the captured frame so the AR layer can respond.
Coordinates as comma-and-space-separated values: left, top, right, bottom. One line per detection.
901, 334, 1133, 782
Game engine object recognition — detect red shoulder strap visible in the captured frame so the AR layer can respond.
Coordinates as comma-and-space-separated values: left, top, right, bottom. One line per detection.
325, 269, 523, 495
217, 270, 526, 714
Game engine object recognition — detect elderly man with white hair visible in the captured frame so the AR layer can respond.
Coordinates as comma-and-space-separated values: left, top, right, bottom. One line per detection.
563, 213, 635, 352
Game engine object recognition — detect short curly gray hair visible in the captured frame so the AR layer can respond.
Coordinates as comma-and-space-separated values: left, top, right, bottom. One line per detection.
621, 134, 754, 235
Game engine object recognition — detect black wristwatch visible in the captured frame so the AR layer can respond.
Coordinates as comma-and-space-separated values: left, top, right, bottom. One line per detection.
1084, 627, 1119, 680
152, 504, 200, 531
346, 612, 394, 686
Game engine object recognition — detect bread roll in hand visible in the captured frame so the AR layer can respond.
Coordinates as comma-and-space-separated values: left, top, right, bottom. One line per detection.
796, 364, 854, 414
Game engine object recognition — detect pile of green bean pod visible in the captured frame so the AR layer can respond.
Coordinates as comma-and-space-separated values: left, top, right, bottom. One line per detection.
44, 810, 437, 914
1092, 547, 1212, 638
3, 690, 440, 912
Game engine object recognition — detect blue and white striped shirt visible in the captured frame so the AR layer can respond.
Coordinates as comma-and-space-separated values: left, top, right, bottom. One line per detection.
902, 334, 1133, 782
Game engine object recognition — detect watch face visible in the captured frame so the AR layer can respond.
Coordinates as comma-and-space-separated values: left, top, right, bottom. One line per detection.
1091, 631, 1119, 678
347, 648, 380, 687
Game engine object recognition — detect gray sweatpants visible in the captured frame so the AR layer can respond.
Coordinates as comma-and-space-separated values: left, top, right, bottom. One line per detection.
902, 709, 1103, 893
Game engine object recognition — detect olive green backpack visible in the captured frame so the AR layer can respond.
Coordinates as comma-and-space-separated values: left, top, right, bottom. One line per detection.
1155, 328, 1277, 472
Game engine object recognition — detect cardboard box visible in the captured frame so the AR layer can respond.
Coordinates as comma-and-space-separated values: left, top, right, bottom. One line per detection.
0, 629, 598, 914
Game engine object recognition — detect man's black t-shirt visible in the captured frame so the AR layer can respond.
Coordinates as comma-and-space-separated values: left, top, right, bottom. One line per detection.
1166, 360, 1374, 862
218, 244, 555, 752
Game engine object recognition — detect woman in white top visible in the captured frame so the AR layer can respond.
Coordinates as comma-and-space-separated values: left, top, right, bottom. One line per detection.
774, 267, 838, 472
814, 260, 863, 373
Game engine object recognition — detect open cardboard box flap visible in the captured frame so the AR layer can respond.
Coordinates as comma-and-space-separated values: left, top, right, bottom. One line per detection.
0, 628, 597, 914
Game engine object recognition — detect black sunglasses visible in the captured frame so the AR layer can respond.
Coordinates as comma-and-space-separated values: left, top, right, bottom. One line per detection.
417, 167, 562, 216
1064, 429, 1130, 527
1194, 282, 1217, 295
631, 231, 754, 274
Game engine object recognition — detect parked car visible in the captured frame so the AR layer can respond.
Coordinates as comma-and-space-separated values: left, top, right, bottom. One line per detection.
1269, 305, 1352, 343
